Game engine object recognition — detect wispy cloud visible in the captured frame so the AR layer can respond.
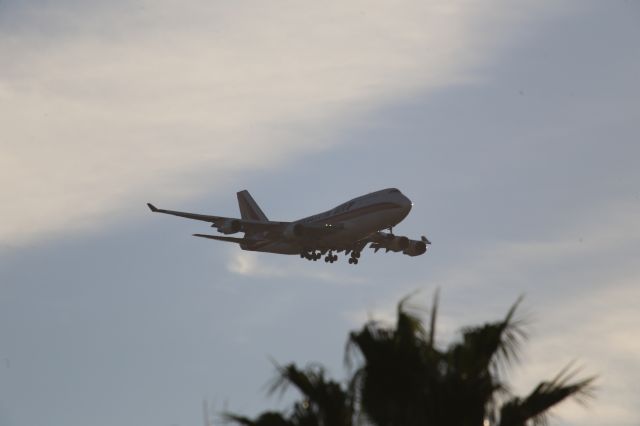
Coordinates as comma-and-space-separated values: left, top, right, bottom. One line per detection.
227, 250, 366, 285
0, 0, 556, 246
508, 274, 640, 426
447, 201, 639, 293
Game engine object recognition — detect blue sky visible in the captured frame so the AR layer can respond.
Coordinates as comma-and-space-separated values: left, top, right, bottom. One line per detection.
1, 1, 639, 425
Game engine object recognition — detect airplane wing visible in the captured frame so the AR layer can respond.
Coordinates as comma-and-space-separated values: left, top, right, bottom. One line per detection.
147, 203, 287, 233
147, 203, 225, 223
147, 203, 343, 237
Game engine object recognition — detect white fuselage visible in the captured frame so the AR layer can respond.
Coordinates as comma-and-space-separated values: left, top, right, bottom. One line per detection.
244, 188, 412, 254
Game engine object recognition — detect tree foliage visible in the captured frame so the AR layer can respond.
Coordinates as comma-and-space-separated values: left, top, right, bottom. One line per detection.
225, 294, 594, 426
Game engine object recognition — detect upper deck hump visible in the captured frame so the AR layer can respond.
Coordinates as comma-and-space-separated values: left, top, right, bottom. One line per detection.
295, 188, 403, 224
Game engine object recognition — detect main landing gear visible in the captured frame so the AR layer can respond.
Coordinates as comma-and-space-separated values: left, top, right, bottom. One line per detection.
300, 250, 322, 261
325, 251, 338, 263
300, 249, 361, 265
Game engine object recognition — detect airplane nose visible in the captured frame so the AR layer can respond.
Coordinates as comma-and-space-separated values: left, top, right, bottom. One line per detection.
402, 194, 413, 212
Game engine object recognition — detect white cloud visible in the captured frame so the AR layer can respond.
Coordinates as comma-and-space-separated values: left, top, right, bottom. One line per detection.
0, 0, 557, 246
509, 276, 640, 426
227, 249, 365, 285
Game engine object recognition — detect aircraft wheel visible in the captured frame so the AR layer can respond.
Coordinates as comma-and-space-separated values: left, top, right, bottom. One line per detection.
348, 258, 354, 264
353, 258, 359, 264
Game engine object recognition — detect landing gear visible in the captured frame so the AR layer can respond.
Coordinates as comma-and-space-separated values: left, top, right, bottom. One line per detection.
301, 249, 322, 261
324, 251, 338, 263
301, 249, 357, 264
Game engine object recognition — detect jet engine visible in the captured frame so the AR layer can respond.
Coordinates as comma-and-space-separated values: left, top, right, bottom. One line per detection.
215, 219, 242, 235
283, 223, 305, 239
370, 233, 410, 252
387, 235, 410, 252
402, 236, 430, 257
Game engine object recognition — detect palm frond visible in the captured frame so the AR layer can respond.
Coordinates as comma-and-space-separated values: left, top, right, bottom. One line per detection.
267, 363, 353, 426
450, 296, 527, 380
498, 362, 596, 426
268, 363, 320, 399
427, 288, 440, 349
395, 291, 428, 345
345, 321, 395, 370
496, 295, 527, 370
223, 412, 292, 426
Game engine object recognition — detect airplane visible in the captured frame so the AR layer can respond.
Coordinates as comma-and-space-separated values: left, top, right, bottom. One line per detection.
147, 188, 430, 265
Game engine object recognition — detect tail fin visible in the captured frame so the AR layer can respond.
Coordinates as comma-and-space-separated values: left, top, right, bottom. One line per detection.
237, 190, 268, 222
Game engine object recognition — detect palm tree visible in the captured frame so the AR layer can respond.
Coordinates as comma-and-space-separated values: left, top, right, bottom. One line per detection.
497, 363, 595, 426
224, 412, 293, 426
226, 293, 594, 426
347, 293, 594, 426
225, 363, 353, 426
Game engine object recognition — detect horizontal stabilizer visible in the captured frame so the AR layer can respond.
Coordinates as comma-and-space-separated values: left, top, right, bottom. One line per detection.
192, 234, 245, 244
147, 203, 158, 212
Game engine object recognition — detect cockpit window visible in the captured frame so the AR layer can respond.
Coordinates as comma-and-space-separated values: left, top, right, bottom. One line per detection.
389, 189, 400, 193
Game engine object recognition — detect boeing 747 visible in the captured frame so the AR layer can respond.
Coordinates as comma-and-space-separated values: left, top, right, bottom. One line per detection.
147, 188, 429, 265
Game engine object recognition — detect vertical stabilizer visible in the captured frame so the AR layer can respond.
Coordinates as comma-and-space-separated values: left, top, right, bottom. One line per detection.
237, 190, 268, 222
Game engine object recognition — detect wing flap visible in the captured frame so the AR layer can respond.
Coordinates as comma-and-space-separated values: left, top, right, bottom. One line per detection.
192, 234, 246, 243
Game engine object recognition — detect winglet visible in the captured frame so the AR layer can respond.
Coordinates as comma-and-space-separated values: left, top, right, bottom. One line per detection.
147, 203, 158, 212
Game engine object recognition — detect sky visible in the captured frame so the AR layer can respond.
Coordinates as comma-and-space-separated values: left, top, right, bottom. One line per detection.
1, 1, 639, 425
